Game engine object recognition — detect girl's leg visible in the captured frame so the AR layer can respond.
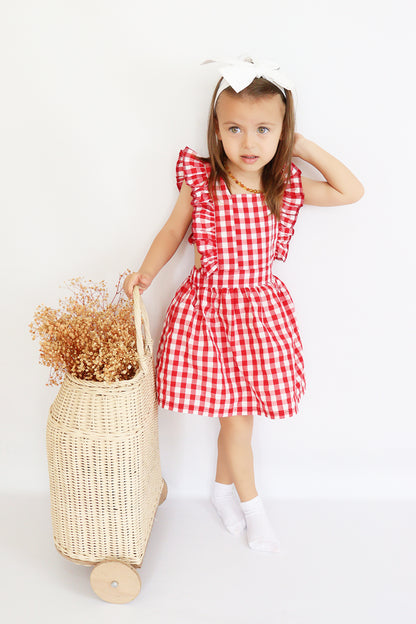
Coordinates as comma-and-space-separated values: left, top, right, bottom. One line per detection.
214, 415, 279, 553
216, 414, 257, 501
211, 415, 256, 536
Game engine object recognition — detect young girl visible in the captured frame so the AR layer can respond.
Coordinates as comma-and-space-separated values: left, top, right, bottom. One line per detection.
124, 57, 364, 553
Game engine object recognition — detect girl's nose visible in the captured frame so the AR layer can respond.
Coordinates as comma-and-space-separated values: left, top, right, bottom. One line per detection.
243, 132, 256, 150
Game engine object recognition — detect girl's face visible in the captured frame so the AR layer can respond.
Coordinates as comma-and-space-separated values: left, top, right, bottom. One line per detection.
215, 91, 285, 180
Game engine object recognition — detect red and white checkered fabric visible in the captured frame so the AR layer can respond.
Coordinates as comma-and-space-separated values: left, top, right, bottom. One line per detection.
156, 147, 305, 419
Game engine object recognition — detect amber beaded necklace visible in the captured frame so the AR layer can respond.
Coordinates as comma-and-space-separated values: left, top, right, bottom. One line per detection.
226, 168, 262, 194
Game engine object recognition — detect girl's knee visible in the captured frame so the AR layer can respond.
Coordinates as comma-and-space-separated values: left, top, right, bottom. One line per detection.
219, 414, 253, 441
220, 414, 253, 426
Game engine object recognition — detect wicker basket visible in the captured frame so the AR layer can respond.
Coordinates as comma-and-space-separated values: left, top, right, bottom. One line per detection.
46, 287, 164, 571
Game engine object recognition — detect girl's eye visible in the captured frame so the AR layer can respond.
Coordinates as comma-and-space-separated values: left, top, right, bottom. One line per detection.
258, 127, 269, 135
228, 127, 241, 134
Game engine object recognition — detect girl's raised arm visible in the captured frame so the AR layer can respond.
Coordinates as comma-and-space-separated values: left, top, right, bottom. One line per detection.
124, 182, 193, 297
293, 133, 364, 207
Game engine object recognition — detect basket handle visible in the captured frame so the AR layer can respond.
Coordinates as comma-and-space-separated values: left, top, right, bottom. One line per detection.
133, 286, 153, 371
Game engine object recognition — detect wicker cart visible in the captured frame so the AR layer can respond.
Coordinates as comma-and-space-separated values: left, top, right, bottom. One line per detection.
46, 287, 166, 603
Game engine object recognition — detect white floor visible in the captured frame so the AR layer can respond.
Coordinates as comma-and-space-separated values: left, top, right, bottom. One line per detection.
1, 493, 415, 623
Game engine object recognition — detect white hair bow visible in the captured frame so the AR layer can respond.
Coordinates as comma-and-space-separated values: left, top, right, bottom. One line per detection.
203, 56, 294, 102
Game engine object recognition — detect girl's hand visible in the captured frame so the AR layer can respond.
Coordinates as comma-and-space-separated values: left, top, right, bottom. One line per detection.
292, 134, 365, 206
292, 132, 307, 159
123, 271, 153, 298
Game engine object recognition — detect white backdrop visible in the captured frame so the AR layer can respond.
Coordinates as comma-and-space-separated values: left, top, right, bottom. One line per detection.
1, 0, 414, 500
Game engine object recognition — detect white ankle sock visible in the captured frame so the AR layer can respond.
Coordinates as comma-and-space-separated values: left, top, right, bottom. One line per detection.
211, 482, 246, 535
240, 496, 280, 553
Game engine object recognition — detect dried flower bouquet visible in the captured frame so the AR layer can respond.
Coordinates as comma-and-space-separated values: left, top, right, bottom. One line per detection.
30, 274, 140, 385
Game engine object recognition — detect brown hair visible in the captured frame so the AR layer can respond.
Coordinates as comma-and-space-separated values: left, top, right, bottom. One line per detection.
202, 77, 296, 220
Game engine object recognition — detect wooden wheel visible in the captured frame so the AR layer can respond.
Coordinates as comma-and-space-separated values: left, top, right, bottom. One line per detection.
90, 560, 141, 603
159, 478, 168, 505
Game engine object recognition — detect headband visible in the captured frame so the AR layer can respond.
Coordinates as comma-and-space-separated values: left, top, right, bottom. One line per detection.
202, 56, 294, 105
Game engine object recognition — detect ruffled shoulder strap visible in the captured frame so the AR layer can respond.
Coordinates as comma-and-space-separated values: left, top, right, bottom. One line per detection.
176, 146, 210, 191
275, 162, 304, 262
176, 147, 217, 277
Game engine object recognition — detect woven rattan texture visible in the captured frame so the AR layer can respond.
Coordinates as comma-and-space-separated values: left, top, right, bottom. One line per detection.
46, 307, 163, 566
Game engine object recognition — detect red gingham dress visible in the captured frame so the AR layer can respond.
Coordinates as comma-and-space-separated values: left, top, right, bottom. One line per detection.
156, 147, 305, 419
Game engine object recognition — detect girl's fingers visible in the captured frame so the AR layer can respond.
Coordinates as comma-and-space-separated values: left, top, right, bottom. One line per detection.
124, 275, 138, 298
124, 272, 152, 298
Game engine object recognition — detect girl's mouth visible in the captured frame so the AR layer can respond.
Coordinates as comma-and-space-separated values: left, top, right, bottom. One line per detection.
241, 155, 259, 164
